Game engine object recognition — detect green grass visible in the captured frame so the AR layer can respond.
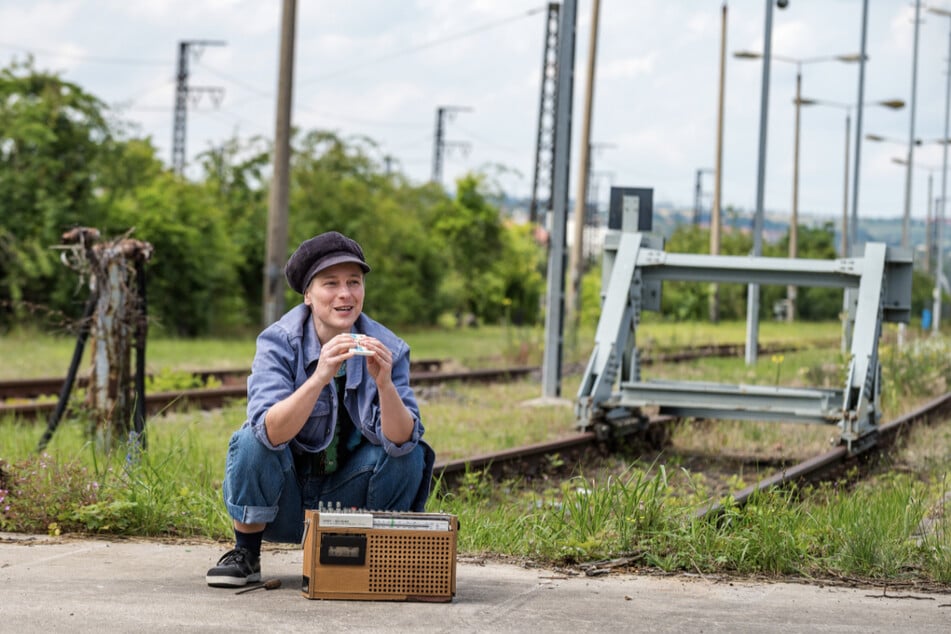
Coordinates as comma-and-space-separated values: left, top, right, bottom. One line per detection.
432, 458, 951, 583
0, 319, 848, 379
2, 322, 950, 586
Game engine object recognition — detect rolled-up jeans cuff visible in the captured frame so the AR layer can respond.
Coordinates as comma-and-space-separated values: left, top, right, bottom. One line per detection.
225, 501, 279, 525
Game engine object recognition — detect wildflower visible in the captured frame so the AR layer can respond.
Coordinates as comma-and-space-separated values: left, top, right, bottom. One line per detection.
771, 354, 785, 385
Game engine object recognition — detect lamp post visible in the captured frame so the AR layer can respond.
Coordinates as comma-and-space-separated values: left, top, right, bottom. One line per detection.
929, 6, 951, 336
734, 51, 863, 322
851, 0, 870, 258
710, 1, 728, 324
742, 0, 775, 366
797, 99, 905, 256
902, 0, 923, 251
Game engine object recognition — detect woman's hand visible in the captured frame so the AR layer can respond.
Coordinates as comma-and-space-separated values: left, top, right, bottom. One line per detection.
311, 333, 360, 386
355, 335, 393, 387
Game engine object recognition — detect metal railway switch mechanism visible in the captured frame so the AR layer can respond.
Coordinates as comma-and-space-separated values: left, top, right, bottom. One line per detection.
576, 189, 912, 454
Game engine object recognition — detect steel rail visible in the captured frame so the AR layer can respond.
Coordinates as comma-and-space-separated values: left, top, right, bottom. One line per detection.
434, 431, 598, 481
0, 366, 538, 421
429, 392, 950, 513
695, 391, 951, 518
0, 340, 832, 401
7, 357, 948, 512
0, 358, 448, 400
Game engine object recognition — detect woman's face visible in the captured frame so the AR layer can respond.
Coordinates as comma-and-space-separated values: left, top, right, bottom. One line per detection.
303, 262, 365, 342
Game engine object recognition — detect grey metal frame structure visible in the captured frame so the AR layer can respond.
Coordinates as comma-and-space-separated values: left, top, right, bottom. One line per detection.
576, 221, 912, 454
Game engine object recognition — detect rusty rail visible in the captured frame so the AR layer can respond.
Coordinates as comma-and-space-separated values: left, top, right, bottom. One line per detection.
0, 365, 537, 421
0, 359, 448, 400
427, 392, 951, 516
0, 339, 828, 401
695, 392, 951, 518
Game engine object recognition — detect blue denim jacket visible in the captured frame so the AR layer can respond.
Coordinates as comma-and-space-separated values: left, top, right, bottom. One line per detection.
243, 304, 425, 458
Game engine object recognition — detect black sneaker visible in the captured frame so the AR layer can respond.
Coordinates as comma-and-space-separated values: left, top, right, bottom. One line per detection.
206, 546, 261, 587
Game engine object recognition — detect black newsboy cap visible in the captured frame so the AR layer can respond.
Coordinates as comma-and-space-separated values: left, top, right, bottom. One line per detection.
284, 231, 371, 294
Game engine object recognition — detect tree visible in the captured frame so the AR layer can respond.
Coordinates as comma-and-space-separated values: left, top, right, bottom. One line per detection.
0, 59, 546, 337
763, 222, 839, 321
288, 130, 453, 327
198, 136, 271, 327
106, 173, 244, 336
0, 58, 113, 326
432, 174, 505, 324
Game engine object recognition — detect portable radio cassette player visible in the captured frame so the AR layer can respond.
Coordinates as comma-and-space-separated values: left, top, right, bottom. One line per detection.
301, 509, 458, 602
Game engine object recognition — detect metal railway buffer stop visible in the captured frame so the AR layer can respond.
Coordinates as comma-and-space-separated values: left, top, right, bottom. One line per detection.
576, 187, 912, 454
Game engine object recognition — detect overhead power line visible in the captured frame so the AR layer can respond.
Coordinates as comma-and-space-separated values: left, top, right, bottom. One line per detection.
298, 6, 547, 86
0, 41, 168, 66
172, 40, 226, 174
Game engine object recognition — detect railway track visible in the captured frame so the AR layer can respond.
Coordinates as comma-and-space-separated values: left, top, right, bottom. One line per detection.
0, 358, 450, 401
0, 340, 820, 407
432, 391, 951, 518
0, 364, 539, 421
4, 338, 946, 519
695, 391, 951, 517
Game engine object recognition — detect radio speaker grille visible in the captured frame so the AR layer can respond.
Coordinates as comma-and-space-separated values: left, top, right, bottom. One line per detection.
367, 532, 455, 595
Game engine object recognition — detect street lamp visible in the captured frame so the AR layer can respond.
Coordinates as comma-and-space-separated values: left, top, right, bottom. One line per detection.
795, 98, 905, 256
902, 0, 923, 253
929, 5, 951, 336
734, 51, 863, 322
741, 0, 777, 366
866, 133, 922, 145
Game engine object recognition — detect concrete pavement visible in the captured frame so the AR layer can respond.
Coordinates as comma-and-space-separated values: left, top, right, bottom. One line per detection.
1, 532, 949, 633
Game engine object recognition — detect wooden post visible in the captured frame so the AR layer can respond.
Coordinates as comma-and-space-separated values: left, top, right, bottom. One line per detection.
61, 229, 153, 449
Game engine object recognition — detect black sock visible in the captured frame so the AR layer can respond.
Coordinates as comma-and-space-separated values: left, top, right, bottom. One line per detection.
234, 528, 264, 557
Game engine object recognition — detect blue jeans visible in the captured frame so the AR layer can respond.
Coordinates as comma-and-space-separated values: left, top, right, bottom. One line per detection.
222, 426, 428, 544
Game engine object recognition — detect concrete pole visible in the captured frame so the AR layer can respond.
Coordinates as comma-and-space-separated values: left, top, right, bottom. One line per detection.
567, 0, 600, 332
263, 0, 296, 327
849, 0, 869, 256
841, 112, 851, 257
788, 69, 801, 323
926, 172, 933, 274
934, 18, 951, 335
902, 0, 921, 250
710, 1, 727, 324
843, 0, 869, 353
895, 0, 922, 350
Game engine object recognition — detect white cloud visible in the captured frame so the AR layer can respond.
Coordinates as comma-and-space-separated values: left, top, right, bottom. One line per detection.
0, 0, 938, 218
598, 53, 656, 80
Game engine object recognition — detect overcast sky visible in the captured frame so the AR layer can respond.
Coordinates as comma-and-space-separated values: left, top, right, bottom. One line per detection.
2, 0, 950, 222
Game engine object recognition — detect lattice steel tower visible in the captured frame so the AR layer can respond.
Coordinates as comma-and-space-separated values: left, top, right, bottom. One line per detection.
529, 3, 561, 225
431, 105, 471, 185
172, 40, 226, 174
